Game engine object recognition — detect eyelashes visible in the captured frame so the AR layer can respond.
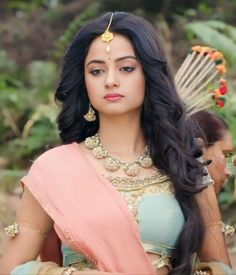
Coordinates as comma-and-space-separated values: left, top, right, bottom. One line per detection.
90, 69, 104, 76
89, 66, 136, 76
120, 66, 135, 72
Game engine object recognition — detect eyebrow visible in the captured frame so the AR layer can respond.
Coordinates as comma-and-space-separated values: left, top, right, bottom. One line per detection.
86, 55, 138, 67
223, 150, 232, 154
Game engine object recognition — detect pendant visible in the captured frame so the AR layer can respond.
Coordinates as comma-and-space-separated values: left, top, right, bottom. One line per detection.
124, 163, 140, 176
139, 155, 153, 168
105, 45, 111, 53
84, 135, 99, 149
92, 146, 107, 159
104, 157, 120, 172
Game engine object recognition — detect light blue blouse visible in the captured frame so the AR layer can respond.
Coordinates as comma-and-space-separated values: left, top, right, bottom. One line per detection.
139, 193, 184, 257
62, 192, 185, 266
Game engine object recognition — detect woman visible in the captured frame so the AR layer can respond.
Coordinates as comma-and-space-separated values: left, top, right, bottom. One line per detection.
0, 12, 233, 275
191, 110, 233, 196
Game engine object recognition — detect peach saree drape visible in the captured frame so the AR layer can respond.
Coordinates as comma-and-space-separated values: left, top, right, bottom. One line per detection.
21, 143, 155, 274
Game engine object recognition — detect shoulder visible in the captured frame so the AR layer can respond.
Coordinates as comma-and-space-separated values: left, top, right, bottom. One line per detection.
30, 142, 82, 173
37, 142, 76, 159
22, 142, 82, 185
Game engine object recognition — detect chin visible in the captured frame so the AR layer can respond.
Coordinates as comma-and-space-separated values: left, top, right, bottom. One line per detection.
100, 107, 141, 117
220, 187, 225, 193
219, 181, 227, 192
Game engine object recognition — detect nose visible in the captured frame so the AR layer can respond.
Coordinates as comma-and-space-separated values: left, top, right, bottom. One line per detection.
224, 167, 231, 179
105, 69, 119, 89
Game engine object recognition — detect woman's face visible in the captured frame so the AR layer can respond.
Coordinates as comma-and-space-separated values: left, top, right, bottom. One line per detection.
84, 34, 145, 117
203, 131, 233, 195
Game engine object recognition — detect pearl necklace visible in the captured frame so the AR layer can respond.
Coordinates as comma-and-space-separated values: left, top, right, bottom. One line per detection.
84, 134, 153, 177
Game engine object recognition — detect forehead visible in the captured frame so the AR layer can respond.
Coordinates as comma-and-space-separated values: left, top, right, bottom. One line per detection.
218, 132, 233, 151
85, 34, 136, 62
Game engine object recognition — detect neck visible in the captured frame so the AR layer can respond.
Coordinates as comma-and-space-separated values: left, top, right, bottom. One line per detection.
98, 112, 145, 161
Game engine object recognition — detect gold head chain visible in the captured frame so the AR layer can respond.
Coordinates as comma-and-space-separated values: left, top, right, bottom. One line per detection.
101, 12, 114, 53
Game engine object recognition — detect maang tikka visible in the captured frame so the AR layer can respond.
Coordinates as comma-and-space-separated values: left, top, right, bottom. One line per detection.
101, 12, 114, 53
84, 103, 96, 122
84, 14, 114, 123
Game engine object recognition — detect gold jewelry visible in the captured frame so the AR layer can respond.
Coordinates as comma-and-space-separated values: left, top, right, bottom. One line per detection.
64, 266, 77, 275
193, 270, 209, 275
5, 222, 48, 239
5, 222, 19, 238
221, 222, 235, 236
152, 255, 172, 270
205, 220, 235, 236
205, 220, 222, 229
85, 133, 153, 176
83, 103, 96, 122
101, 12, 114, 53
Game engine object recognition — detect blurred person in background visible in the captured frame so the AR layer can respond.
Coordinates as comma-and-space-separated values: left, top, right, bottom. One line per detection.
191, 110, 233, 196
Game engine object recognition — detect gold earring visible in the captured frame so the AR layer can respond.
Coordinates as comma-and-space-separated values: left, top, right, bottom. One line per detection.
84, 103, 96, 122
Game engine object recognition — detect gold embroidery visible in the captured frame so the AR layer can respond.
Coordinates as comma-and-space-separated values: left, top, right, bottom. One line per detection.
105, 173, 170, 191
71, 259, 96, 271
64, 266, 77, 275
109, 176, 174, 221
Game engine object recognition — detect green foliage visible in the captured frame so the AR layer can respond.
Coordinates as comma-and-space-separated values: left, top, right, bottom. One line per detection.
0, 170, 25, 194
214, 93, 236, 149
54, 2, 101, 59
219, 177, 235, 210
185, 20, 236, 65
220, 156, 236, 207
0, 50, 59, 169
29, 61, 57, 91
6, 0, 59, 12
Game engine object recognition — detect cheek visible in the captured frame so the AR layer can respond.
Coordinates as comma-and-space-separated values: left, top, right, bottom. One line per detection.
84, 76, 100, 103
208, 154, 226, 179
132, 74, 145, 100
214, 154, 227, 170
137, 73, 145, 89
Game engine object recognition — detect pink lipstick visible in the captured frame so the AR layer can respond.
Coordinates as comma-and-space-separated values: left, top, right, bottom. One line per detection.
104, 93, 124, 102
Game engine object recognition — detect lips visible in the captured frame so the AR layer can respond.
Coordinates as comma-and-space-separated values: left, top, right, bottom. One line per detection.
104, 93, 124, 101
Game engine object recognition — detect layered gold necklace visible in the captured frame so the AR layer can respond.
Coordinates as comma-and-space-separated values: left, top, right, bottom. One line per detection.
84, 134, 153, 177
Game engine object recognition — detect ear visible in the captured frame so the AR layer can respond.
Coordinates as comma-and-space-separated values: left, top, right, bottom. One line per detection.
195, 137, 205, 147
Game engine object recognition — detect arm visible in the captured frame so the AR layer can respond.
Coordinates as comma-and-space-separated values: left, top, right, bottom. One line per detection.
1, 188, 154, 275
195, 184, 231, 265
0, 187, 54, 274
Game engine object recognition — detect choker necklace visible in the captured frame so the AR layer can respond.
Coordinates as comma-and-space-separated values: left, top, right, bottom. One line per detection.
84, 133, 153, 177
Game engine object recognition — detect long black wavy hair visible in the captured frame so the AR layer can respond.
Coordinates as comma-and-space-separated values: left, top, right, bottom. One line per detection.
55, 11, 206, 275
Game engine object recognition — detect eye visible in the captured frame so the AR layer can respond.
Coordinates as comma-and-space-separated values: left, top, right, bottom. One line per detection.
225, 152, 232, 159
120, 66, 135, 73
90, 69, 104, 76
